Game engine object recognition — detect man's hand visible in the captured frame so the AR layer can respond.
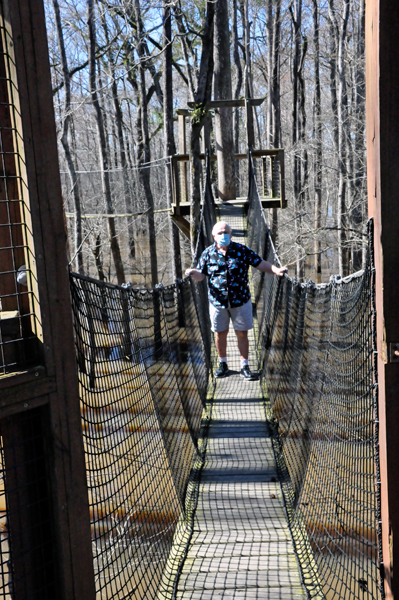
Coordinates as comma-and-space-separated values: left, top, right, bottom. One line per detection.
185, 268, 205, 282
271, 264, 288, 277
257, 260, 287, 276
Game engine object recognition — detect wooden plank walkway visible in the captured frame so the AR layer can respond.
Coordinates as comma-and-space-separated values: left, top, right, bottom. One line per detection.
172, 207, 306, 599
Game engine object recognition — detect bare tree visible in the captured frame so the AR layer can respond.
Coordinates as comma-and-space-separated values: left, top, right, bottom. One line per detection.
87, 0, 125, 284
189, 1, 215, 252
52, 0, 84, 273
100, 11, 136, 260
328, 0, 350, 276
312, 0, 322, 282
214, 0, 236, 200
133, 0, 158, 287
163, 0, 182, 280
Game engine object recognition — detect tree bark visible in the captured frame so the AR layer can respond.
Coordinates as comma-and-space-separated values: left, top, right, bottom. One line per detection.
214, 0, 236, 200
189, 1, 215, 253
100, 13, 136, 261
134, 0, 158, 287
312, 0, 322, 283
232, 0, 242, 154
266, 0, 282, 245
173, 4, 197, 101
240, 0, 255, 147
87, 0, 125, 284
328, 0, 350, 276
52, 0, 84, 274
289, 0, 304, 280
353, 0, 366, 270
163, 0, 182, 281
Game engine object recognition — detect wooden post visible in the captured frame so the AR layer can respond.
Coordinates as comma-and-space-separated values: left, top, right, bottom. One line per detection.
0, 1, 96, 598
366, 1, 399, 598
262, 156, 268, 197
177, 112, 188, 202
245, 98, 255, 149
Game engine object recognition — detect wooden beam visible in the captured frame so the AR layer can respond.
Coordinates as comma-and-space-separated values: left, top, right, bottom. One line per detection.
366, 1, 399, 598
186, 98, 265, 109
172, 149, 283, 163
170, 215, 191, 239
173, 198, 282, 216
1, 1, 96, 598
178, 113, 188, 202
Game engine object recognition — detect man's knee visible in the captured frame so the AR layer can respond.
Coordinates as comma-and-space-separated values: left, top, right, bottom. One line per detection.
215, 329, 229, 339
235, 329, 248, 339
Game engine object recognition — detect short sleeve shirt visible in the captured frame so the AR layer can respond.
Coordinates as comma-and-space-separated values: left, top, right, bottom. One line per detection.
196, 241, 262, 308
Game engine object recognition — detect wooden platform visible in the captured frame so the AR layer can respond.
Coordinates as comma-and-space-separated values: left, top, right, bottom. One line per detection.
165, 207, 306, 599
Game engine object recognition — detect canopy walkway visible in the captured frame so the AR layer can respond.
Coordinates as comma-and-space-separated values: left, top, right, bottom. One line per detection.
68, 155, 383, 600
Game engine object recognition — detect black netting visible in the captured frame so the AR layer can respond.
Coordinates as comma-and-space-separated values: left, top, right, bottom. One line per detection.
247, 153, 383, 600
69, 155, 216, 599
67, 150, 383, 600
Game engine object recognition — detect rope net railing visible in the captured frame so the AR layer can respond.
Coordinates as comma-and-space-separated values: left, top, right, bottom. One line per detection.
69, 156, 216, 599
246, 152, 383, 600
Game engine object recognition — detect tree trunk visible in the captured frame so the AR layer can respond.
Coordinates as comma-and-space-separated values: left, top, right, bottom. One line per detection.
267, 0, 282, 245
213, 0, 236, 200
100, 13, 136, 262
328, 0, 350, 276
87, 0, 125, 285
232, 0, 242, 155
189, 0, 215, 253
173, 5, 197, 101
353, 0, 366, 270
289, 0, 304, 280
240, 0, 255, 147
52, 0, 84, 274
134, 0, 158, 288
312, 0, 322, 283
163, 0, 182, 281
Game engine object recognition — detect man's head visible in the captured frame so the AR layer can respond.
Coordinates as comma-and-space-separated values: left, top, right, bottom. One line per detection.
212, 221, 232, 248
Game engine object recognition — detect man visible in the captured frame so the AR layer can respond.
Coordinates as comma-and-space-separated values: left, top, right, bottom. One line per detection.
186, 221, 287, 380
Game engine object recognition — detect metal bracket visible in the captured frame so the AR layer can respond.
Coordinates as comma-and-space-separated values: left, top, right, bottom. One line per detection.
389, 342, 399, 363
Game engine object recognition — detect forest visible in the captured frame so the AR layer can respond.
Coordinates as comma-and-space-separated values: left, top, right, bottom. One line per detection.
45, 0, 366, 286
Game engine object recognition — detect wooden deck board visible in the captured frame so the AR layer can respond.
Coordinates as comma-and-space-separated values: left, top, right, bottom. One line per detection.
177, 588, 306, 599
167, 207, 306, 600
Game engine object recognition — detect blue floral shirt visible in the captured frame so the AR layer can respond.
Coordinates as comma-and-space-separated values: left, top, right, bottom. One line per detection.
197, 241, 262, 308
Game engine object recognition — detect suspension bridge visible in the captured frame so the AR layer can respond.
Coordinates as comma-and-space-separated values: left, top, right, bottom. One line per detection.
0, 0, 397, 598
66, 157, 382, 600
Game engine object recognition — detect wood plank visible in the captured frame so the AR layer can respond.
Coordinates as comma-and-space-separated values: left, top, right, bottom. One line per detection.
189, 529, 292, 545
177, 588, 306, 599
178, 570, 303, 590
181, 554, 298, 574
185, 541, 296, 558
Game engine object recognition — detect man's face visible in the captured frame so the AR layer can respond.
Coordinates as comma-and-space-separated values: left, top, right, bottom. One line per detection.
213, 223, 231, 248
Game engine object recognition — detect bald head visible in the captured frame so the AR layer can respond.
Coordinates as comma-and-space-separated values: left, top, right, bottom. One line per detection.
212, 221, 232, 237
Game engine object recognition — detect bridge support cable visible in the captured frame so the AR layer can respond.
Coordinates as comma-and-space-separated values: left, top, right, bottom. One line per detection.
68, 155, 216, 599
247, 153, 384, 600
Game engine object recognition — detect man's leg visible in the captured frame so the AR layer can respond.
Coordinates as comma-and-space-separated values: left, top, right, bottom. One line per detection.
214, 329, 229, 377
215, 329, 229, 359
234, 329, 249, 361
235, 329, 256, 380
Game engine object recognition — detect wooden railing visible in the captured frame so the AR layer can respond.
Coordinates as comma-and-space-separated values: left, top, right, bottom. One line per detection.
170, 148, 286, 218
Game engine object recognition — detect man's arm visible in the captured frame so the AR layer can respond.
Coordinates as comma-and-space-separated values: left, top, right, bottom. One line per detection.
185, 268, 206, 282
256, 260, 287, 277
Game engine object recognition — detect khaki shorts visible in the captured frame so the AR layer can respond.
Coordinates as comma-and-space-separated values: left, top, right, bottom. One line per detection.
209, 299, 253, 333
